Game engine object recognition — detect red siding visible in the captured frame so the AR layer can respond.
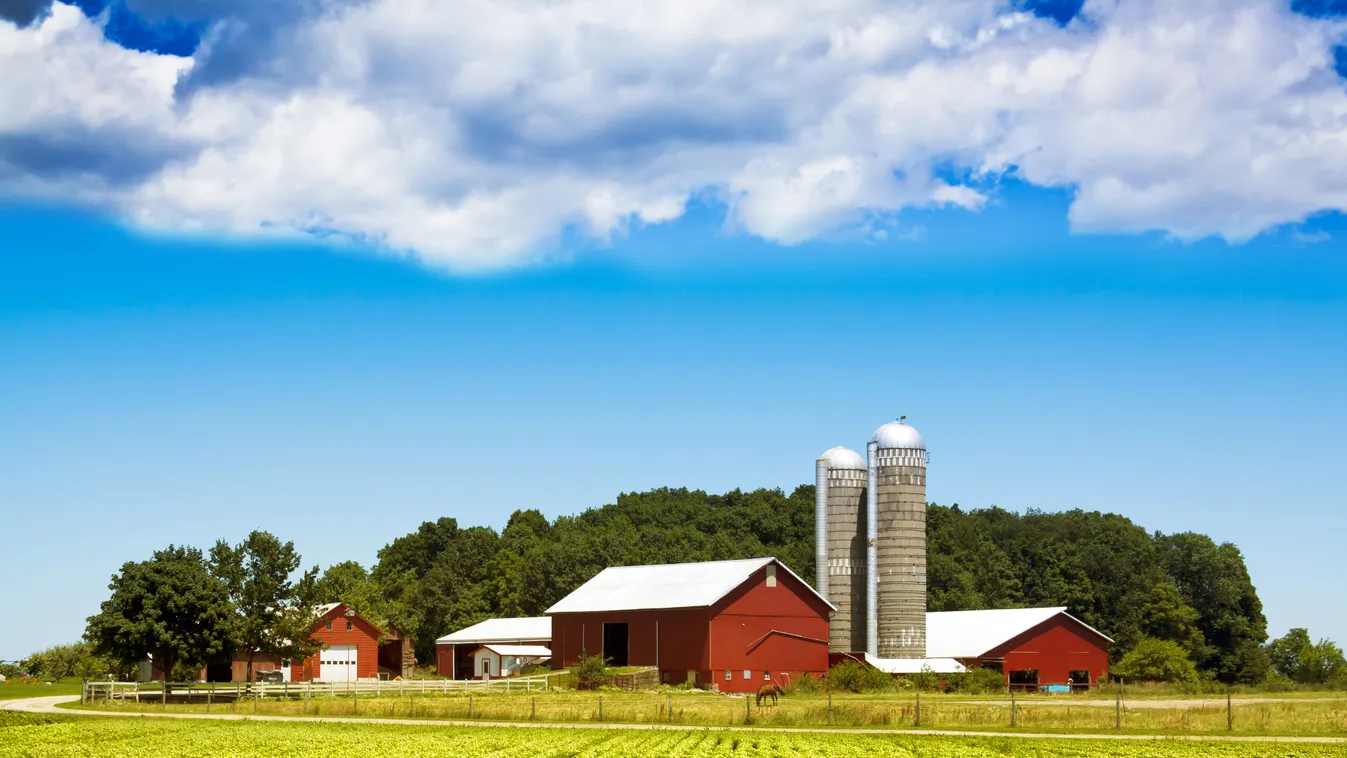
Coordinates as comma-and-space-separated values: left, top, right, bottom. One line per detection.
291, 604, 382, 682
708, 566, 831, 692
982, 614, 1110, 688
550, 562, 831, 693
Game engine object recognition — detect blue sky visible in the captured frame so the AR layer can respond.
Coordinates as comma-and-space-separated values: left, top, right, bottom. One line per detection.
3, 0, 1347, 659
3, 183, 1345, 659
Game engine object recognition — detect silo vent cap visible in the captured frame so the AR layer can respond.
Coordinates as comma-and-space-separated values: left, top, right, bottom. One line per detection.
818, 446, 866, 470
870, 420, 925, 450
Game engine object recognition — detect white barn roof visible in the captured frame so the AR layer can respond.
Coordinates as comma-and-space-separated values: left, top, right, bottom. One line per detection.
545, 557, 834, 614
479, 644, 552, 658
437, 616, 552, 645
864, 654, 966, 674
925, 607, 1112, 658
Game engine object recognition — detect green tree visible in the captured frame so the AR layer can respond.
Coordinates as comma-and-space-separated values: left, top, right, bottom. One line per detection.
85, 545, 235, 691
1111, 637, 1199, 683
1293, 637, 1345, 685
314, 561, 386, 619
1158, 533, 1269, 683
1267, 628, 1313, 680
23, 643, 93, 680
209, 531, 321, 684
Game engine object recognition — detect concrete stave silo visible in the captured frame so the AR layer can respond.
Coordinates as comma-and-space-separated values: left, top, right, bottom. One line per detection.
815, 446, 868, 652
868, 421, 927, 659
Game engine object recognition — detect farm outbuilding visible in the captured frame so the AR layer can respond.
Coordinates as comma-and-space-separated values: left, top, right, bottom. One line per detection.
925, 607, 1111, 690
546, 557, 834, 693
141, 602, 395, 683
435, 616, 551, 680
470, 644, 552, 679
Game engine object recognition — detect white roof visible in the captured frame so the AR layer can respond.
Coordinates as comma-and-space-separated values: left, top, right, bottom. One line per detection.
926, 607, 1112, 658
546, 558, 835, 614
871, 420, 925, 449
313, 603, 342, 618
864, 654, 966, 674
819, 446, 866, 470
479, 644, 552, 658
437, 617, 552, 645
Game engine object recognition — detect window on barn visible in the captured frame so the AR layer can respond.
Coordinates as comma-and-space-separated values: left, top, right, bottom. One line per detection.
763, 671, 771, 681
1008, 669, 1038, 692
725, 670, 731, 681
326, 621, 332, 631
346, 620, 353, 632
766, 565, 777, 587
743, 670, 751, 680
1069, 670, 1090, 691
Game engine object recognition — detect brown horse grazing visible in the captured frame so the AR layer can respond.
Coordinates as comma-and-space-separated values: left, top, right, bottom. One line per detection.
755, 683, 783, 707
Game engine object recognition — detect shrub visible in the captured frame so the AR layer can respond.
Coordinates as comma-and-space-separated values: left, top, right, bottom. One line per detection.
944, 667, 1006, 694
1112, 638, 1198, 683
906, 666, 941, 692
826, 660, 895, 693
571, 654, 611, 691
785, 672, 821, 694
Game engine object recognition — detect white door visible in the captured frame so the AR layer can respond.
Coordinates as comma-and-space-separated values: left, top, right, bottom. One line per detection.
322, 645, 357, 683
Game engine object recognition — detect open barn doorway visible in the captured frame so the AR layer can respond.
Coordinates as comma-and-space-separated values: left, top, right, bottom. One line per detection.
602, 623, 629, 667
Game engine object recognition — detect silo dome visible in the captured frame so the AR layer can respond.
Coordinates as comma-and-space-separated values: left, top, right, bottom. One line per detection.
870, 420, 925, 450
819, 446, 866, 470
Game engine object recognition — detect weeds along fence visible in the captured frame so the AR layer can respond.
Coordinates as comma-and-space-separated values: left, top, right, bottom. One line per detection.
81, 683, 1347, 736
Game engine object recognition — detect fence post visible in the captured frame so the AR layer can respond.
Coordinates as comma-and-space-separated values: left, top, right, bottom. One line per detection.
303, 683, 309, 715
827, 690, 832, 725
599, 695, 604, 722
81, 680, 86, 706
410, 692, 414, 718
915, 692, 921, 727
208, 683, 212, 713
1010, 689, 1016, 727
1115, 687, 1121, 729
253, 688, 258, 714
468, 695, 473, 719
668, 694, 673, 723
531, 696, 536, 720
745, 695, 751, 724
1227, 689, 1232, 732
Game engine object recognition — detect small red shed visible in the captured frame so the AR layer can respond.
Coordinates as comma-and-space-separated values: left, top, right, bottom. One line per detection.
926, 607, 1111, 690
546, 557, 834, 693
290, 602, 383, 683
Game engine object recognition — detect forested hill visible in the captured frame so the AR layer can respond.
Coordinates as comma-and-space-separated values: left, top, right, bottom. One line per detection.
316, 486, 1268, 683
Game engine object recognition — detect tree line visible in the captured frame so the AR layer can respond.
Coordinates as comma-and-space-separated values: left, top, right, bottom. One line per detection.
15, 485, 1338, 687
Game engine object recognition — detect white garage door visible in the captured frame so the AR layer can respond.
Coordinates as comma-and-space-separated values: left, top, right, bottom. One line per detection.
320, 645, 357, 683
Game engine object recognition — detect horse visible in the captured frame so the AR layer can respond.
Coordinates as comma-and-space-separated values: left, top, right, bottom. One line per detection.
755, 683, 783, 707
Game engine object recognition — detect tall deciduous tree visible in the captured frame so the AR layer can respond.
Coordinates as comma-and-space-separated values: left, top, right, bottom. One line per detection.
85, 545, 235, 692
209, 531, 320, 684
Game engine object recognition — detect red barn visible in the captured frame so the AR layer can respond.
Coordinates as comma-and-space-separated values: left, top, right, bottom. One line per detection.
546, 557, 834, 693
926, 607, 1111, 690
289, 602, 383, 682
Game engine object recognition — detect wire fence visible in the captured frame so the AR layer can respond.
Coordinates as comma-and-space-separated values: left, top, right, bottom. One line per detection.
80, 682, 1347, 735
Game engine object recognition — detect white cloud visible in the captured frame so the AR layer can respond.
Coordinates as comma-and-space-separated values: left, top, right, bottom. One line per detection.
2, 0, 1347, 269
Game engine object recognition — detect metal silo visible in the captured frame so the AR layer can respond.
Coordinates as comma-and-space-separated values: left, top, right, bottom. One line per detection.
816, 446, 868, 652
867, 420, 927, 659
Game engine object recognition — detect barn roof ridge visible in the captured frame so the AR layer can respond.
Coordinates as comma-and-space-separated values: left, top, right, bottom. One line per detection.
544, 556, 835, 615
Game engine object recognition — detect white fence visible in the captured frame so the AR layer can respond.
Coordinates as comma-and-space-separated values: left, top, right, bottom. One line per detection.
83, 676, 552, 704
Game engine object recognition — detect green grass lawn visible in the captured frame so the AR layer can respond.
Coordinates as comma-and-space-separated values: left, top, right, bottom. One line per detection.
65, 687, 1347, 737
4, 712, 1344, 757
0, 681, 83, 700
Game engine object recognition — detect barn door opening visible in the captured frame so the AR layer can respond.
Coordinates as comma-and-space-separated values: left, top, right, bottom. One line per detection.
602, 623, 629, 667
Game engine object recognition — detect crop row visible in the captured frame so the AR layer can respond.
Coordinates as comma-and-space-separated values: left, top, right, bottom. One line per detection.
2, 714, 1344, 757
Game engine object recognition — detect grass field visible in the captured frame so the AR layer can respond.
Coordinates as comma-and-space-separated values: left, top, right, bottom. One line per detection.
75, 689, 1347, 737
3, 712, 1343, 757
0, 682, 82, 701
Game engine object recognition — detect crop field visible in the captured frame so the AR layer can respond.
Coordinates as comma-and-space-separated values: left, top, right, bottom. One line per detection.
78, 690, 1347, 737
2, 713, 1344, 758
